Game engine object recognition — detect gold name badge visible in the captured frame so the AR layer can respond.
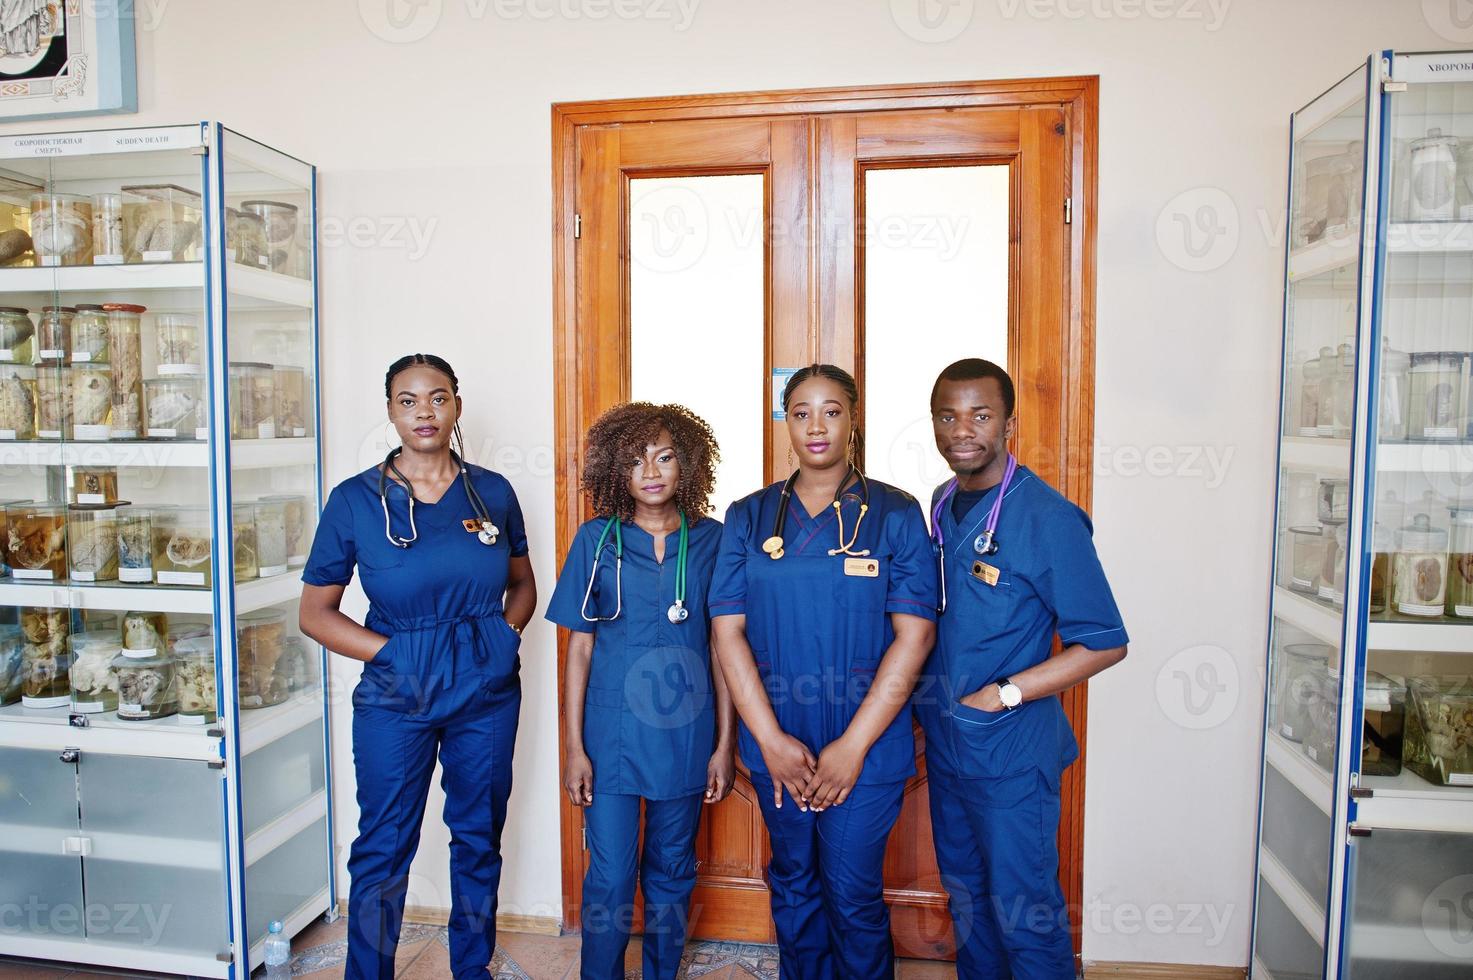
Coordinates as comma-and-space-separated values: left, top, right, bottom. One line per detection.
845, 557, 880, 578
462, 519, 482, 534
971, 560, 1000, 587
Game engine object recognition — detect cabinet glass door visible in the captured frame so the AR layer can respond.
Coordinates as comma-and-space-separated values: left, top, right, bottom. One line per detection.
217, 126, 329, 962
0, 746, 84, 940
1255, 61, 1373, 978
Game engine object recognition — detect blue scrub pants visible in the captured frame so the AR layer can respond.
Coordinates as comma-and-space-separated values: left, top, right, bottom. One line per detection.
345, 692, 520, 980
750, 773, 905, 980
929, 771, 1075, 980
580, 792, 703, 980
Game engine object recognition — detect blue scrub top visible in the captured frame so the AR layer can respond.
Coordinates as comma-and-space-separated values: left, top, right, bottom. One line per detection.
545, 515, 723, 800
303, 462, 529, 710
917, 465, 1127, 789
709, 478, 937, 786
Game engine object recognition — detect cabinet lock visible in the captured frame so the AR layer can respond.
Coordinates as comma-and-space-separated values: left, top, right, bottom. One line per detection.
59, 747, 80, 764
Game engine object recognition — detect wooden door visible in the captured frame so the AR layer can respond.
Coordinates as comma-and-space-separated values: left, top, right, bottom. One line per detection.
552, 78, 1098, 961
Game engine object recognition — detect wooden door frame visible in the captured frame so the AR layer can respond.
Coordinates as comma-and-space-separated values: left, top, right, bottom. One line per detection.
551, 75, 1100, 937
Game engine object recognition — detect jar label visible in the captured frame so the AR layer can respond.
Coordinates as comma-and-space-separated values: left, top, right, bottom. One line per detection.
92, 254, 123, 266
39, 350, 64, 360
142, 250, 173, 263
1306, 746, 1319, 762
1397, 601, 1443, 618
12, 568, 53, 580
120, 703, 144, 715
0, 430, 14, 440
288, 555, 307, 567
157, 364, 195, 376
118, 567, 153, 583
72, 351, 92, 362
1420, 426, 1458, 439
1456, 605, 1473, 618
257, 422, 276, 440
1451, 773, 1473, 787
71, 570, 95, 582
292, 427, 306, 438
38, 430, 61, 439
1279, 723, 1295, 738
72, 700, 105, 713
258, 563, 289, 578
77, 493, 106, 505
38, 255, 60, 267
146, 428, 178, 438
0, 349, 11, 360
195, 427, 209, 441
110, 428, 138, 439
158, 570, 205, 586
72, 425, 109, 441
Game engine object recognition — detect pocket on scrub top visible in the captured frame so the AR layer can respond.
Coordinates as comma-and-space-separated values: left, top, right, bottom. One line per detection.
952, 696, 1021, 728
958, 563, 1017, 632
835, 554, 888, 612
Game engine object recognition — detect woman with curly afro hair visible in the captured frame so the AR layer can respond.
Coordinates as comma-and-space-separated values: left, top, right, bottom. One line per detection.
544, 401, 736, 980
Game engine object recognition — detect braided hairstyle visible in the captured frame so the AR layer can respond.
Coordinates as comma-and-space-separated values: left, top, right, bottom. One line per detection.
384, 353, 469, 459
581, 402, 721, 522
782, 362, 865, 461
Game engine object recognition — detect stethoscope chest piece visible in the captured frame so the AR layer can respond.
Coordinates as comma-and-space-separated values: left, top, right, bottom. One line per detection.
973, 529, 998, 556
762, 536, 785, 560
477, 521, 500, 546
667, 600, 688, 624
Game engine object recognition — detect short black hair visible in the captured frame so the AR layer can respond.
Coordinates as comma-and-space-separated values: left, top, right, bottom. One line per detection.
930, 358, 1015, 417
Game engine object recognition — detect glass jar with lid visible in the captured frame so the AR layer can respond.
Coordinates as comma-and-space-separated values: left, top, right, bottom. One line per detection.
1377, 338, 1412, 442
67, 503, 121, 582
70, 304, 110, 365
0, 363, 37, 440
90, 192, 126, 264
0, 625, 22, 706
1408, 351, 1466, 441
1313, 345, 1337, 437
1287, 525, 1322, 593
20, 606, 71, 708
1404, 677, 1473, 786
1409, 128, 1460, 221
1393, 514, 1449, 618
233, 502, 258, 581
236, 610, 288, 709
1303, 666, 1340, 771
1296, 351, 1319, 437
144, 374, 206, 440
230, 209, 268, 269
113, 646, 178, 720
281, 635, 316, 696
1274, 641, 1331, 743
72, 466, 118, 505
103, 303, 145, 438
274, 365, 308, 437
1330, 342, 1355, 438
155, 313, 200, 375
229, 362, 276, 439
121, 184, 202, 263
36, 306, 73, 364
1362, 671, 1406, 778
69, 363, 113, 441
0, 307, 34, 363
35, 365, 70, 439
68, 630, 121, 714
173, 628, 216, 724
1319, 522, 1347, 607
1447, 509, 1473, 620
122, 610, 168, 657
5, 502, 67, 581
263, 493, 311, 568
1317, 478, 1350, 525
152, 505, 211, 588
29, 192, 93, 267
241, 200, 299, 273
115, 505, 153, 583
253, 498, 289, 577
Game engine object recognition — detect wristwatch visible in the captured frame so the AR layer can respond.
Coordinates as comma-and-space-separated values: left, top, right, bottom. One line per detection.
997, 678, 1023, 710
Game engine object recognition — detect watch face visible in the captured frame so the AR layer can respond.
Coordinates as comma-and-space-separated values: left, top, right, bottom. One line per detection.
1001, 683, 1023, 707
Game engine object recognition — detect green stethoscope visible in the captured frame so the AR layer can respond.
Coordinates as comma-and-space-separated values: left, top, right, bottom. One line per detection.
579, 511, 690, 624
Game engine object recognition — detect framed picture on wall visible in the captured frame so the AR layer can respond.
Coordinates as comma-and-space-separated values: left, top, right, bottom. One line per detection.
0, 0, 136, 121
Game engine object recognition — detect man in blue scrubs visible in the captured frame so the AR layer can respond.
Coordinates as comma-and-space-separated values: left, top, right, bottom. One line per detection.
918, 358, 1127, 980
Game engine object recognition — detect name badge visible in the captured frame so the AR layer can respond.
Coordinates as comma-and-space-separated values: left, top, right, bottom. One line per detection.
844, 557, 879, 578
971, 560, 1000, 587
462, 519, 483, 534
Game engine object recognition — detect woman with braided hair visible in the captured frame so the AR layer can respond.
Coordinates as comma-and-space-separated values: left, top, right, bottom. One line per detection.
545, 400, 736, 980
300, 353, 536, 980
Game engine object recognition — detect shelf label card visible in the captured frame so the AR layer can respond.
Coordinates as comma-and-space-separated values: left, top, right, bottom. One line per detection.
141, 250, 173, 263
118, 567, 153, 583
71, 571, 95, 582
0, 126, 204, 160
146, 428, 177, 439
157, 570, 205, 586
12, 568, 53, 580
77, 493, 106, 505
1451, 773, 1473, 787
92, 255, 123, 266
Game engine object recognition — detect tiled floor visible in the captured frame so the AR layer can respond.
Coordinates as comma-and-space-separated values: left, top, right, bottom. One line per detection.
0, 920, 960, 979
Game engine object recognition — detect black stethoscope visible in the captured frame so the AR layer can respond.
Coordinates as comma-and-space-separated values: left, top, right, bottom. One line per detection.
580, 511, 690, 625
378, 448, 500, 549
761, 465, 871, 560
930, 453, 1017, 614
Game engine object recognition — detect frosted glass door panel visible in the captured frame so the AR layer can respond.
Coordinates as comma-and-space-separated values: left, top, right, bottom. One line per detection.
863, 165, 1009, 506
77, 755, 228, 956
245, 816, 330, 951
0, 747, 84, 939
1346, 829, 1473, 978
630, 175, 764, 519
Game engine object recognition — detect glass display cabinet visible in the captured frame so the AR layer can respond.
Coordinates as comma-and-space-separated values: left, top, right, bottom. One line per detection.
1254, 52, 1473, 979
0, 124, 330, 978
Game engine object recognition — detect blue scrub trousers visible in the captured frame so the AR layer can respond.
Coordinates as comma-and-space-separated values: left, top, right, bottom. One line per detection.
749, 773, 905, 980
346, 692, 519, 980
929, 771, 1074, 980
580, 792, 704, 979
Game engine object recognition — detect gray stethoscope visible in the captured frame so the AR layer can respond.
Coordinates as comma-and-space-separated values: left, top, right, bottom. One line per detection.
379, 448, 500, 549
761, 466, 871, 560
580, 511, 690, 625
930, 453, 1016, 614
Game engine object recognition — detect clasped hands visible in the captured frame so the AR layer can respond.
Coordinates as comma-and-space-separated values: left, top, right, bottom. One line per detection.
759, 730, 865, 812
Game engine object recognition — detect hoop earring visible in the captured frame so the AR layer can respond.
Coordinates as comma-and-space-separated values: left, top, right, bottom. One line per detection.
786, 443, 793, 468
383, 421, 400, 449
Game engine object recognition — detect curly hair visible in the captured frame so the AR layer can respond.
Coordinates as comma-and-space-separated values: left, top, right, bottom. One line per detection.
581, 402, 720, 522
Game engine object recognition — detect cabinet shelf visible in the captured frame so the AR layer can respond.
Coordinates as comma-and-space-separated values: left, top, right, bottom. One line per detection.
0, 568, 303, 615
1258, 847, 1326, 946
1267, 729, 1332, 817
1357, 767, 1473, 833
1273, 586, 1342, 646
0, 261, 313, 310
1288, 234, 1359, 282
1386, 221, 1473, 254
245, 789, 328, 866
1280, 437, 1473, 476
0, 436, 317, 470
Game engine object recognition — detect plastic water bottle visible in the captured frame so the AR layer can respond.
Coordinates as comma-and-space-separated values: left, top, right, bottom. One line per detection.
264, 920, 291, 979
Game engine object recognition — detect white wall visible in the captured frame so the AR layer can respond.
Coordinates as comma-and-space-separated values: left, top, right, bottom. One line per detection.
2, 0, 1452, 966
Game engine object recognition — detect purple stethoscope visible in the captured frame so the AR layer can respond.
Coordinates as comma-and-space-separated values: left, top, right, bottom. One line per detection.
930, 453, 1017, 614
